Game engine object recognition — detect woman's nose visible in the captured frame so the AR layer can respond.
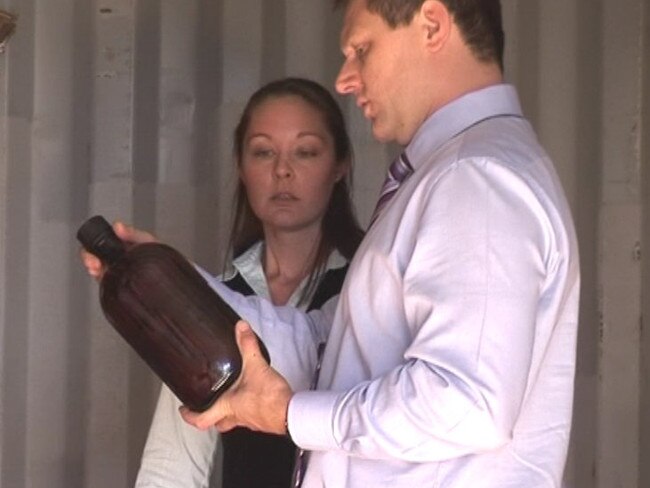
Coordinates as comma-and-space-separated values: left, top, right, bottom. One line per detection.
273, 155, 293, 178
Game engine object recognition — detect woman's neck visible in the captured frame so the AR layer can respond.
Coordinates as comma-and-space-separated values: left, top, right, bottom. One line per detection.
262, 226, 322, 306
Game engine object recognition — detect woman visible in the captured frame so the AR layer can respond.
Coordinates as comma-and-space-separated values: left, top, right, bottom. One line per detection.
82, 78, 363, 487
213, 77, 363, 488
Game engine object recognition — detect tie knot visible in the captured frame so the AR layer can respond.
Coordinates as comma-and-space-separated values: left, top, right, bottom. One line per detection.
388, 152, 413, 183
369, 152, 414, 227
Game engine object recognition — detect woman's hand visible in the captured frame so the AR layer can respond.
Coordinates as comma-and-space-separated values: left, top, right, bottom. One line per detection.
79, 220, 159, 280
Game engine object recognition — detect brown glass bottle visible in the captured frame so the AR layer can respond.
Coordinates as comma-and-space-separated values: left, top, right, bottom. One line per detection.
77, 215, 266, 412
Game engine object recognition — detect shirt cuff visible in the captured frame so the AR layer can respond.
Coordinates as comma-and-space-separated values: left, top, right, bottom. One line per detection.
287, 390, 340, 451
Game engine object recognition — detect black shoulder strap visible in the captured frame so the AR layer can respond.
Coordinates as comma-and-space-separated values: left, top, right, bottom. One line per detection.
222, 272, 256, 297
223, 265, 348, 310
307, 264, 349, 312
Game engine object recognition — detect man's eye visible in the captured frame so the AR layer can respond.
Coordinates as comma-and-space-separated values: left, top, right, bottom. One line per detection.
355, 46, 367, 60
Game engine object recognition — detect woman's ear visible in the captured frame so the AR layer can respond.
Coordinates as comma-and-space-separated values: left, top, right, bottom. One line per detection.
418, 0, 452, 52
334, 167, 347, 183
334, 160, 350, 183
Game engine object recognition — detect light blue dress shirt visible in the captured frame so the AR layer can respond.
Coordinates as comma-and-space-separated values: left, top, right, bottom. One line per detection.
207, 84, 580, 488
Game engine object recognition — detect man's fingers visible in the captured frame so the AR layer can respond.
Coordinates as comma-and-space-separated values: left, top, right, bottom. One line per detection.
179, 404, 228, 431
214, 417, 239, 433
178, 323, 256, 432
113, 221, 157, 244
235, 321, 265, 362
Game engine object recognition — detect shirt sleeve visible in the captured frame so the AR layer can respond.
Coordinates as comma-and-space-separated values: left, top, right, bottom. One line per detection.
289, 158, 559, 461
135, 385, 218, 488
197, 270, 338, 391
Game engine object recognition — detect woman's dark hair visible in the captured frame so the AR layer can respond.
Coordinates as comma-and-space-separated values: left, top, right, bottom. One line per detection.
226, 77, 364, 304
334, 0, 504, 71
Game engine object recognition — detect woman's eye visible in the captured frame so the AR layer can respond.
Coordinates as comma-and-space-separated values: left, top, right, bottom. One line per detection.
295, 148, 319, 159
252, 148, 274, 159
355, 45, 367, 61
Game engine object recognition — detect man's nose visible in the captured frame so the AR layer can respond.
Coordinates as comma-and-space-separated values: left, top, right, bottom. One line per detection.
335, 59, 361, 95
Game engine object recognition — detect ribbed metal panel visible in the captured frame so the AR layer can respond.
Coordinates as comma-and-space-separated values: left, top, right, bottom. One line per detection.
0, 1, 647, 487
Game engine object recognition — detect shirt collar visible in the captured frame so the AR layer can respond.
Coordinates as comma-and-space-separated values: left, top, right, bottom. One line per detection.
405, 84, 524, 170
226, 240, 348, 306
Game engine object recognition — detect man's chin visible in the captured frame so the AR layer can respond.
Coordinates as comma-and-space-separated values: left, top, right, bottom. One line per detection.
371, 123, 394, 143
372, 122, 412, 146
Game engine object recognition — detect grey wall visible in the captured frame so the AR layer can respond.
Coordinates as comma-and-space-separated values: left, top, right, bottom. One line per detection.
0, 1, 647, 487
640, 0, 649, 486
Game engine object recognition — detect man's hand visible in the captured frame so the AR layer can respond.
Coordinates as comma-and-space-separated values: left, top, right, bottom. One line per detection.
180, 321, 294, 436
79, 221, 158, 280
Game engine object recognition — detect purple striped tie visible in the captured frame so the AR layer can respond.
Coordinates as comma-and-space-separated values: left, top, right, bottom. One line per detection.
369, 152, 413, 226
289, 342, 325, 487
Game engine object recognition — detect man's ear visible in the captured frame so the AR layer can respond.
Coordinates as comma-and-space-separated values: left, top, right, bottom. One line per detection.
417, 0, 452, 52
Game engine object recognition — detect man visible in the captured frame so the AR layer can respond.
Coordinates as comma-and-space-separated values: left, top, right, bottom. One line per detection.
181, 0, 581, 486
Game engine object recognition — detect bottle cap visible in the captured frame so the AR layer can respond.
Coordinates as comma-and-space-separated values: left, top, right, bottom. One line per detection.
77, 215, 115, 250
76, 215, 125, 264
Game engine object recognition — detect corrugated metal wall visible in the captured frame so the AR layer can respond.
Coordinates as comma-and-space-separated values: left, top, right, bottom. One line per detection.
0, 1, 646, 487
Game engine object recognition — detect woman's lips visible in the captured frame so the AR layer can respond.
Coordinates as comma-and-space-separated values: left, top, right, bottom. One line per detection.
271, 192, 298, 201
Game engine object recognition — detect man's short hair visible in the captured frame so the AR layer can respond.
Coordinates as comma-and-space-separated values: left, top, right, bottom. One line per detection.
334, 0, 504, 71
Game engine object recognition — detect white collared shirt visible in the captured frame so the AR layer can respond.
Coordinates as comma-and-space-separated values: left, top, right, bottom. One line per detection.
135, 244, 348, 488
